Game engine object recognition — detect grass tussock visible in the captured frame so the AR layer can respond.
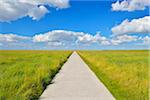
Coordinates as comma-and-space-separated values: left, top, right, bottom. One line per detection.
78, 50, 149, 100
0, 50, 72, 100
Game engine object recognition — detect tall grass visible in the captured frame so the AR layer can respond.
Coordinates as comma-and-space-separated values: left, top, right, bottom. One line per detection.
0, 50, 72, 100
78, 50, 149, 100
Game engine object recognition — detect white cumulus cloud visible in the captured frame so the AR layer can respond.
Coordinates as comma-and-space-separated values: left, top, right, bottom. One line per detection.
33, 30, 84, 43
141, 36, 150, 44
0, 0, 69, 22
111, 16, 150, 35
0, 34, 30, 42
48, 41, 64, 46
112, 0, 150, 11
77, 32, 109, 45
110, 35, 138, 45
33, 30, 109, 46
1, 30, 149, 49
28, 5, 49, 20
19, 0, 70, 9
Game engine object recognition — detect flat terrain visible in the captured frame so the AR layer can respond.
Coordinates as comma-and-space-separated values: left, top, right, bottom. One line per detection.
78, 50, 149, 100
40, 51, 114, 100
0, 50, 149, 100
0, 50, 71, 100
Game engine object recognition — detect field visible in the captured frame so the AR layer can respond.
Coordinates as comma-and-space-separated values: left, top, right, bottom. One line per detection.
78, 50, 149, 100
0, 50, 72, 100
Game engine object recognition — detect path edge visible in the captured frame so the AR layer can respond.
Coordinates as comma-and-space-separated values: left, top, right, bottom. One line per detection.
77, 51, 116, 99
39, 51, 73, 99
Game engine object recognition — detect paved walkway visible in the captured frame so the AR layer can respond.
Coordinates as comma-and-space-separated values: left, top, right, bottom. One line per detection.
40, 52, 115, 100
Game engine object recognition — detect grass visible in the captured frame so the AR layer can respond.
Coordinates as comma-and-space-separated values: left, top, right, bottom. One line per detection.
78, 50, 149, 100
0, 50, 72, 100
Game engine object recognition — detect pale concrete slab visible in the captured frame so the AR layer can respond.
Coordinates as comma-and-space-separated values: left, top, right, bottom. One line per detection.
40, 51, 115, 100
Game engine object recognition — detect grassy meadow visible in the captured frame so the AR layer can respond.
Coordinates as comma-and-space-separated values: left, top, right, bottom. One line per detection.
0, 50, 72, 100
78, 50, 149, 100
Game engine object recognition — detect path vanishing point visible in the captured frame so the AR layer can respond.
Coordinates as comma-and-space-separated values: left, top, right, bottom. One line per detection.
40, 51, 115, 100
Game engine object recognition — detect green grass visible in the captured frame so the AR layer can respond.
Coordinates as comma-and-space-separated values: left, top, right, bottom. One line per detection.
0, 50, 72, 100
78, 50, 149, 100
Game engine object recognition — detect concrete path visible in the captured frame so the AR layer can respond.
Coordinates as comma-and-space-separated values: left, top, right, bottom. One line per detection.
40, 51, 115, 100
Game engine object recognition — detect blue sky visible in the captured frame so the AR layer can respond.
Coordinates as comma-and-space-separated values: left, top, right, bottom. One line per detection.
0, 0, 149, 50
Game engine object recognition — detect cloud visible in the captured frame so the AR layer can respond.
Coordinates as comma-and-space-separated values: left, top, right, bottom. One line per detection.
0, 34, 30, 42
0, 0, 69, 22
112, 0, 150, 11
28, 5, 49, 20
110, 35, 138, 45
19, 0, 70, 9
100, 41, 111, 45
0, 30, 149, 49
48, 41, 64, 46
33, 30, 109, 46
77, 32, 110, 45
51, 0, 70, 9
141, 36, 150, 45
77, 34, 97, 43
33, 31, 144, 46
111, 16, 150, 35
33, 30, 84, 44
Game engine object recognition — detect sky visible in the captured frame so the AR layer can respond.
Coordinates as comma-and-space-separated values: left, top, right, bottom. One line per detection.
0, 0, 150, 50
